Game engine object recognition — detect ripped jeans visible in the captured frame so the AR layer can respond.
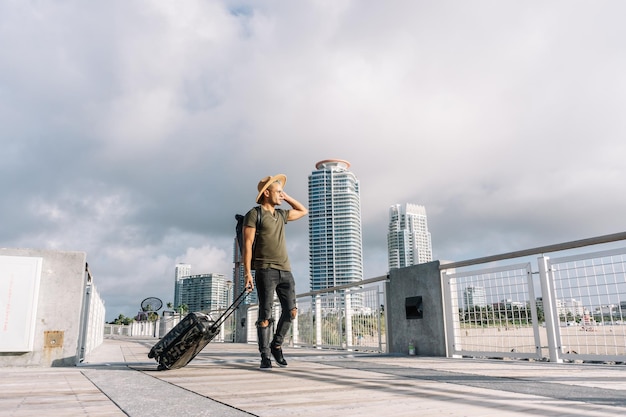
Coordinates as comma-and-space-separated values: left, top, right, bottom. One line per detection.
254, 268, 297, 347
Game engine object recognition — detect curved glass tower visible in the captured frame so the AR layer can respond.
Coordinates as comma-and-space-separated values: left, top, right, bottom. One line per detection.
387, 203, 433, 270
308, 159, 363, 292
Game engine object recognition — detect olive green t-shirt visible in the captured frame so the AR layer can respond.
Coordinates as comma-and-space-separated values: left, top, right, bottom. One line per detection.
243, 207, 291, 271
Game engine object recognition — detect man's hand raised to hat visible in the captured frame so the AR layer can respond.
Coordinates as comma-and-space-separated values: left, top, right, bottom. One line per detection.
283, 192, 308, 221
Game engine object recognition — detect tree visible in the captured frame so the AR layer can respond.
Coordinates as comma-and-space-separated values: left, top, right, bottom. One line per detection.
178, 303, 189, 316
108, 313, 134, 325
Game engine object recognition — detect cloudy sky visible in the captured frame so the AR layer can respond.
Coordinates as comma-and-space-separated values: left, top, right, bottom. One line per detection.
2, 1, 626, 321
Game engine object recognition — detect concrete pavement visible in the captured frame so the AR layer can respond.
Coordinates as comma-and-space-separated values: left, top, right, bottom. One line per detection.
2, 336, 626, 416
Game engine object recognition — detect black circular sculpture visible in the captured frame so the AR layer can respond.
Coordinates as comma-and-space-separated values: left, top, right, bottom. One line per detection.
140, 297, 163, 312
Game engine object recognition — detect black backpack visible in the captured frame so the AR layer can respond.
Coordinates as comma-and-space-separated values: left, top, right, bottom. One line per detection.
235, 206, 262, 257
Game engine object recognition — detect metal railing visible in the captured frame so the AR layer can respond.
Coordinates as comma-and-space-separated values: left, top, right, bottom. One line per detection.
105, 231, 626, 364
441, 231, 626, 363
104, 320, 157, 337
104, 312, 236, 342
246, 276, 388, 352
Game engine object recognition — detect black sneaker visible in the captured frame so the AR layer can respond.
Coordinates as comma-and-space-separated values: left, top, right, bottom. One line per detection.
260, 356, 272, 370
271, 344, 288, 367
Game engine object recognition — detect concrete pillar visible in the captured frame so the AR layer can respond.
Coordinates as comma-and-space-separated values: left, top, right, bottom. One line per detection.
385, 261, 447, 356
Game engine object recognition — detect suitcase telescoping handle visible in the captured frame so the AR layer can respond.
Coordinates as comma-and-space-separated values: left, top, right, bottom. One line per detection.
209, 289, 249, 331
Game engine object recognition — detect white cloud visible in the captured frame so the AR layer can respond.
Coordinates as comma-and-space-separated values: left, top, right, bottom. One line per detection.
176, 244, 232, 277
2, 0, 626, 320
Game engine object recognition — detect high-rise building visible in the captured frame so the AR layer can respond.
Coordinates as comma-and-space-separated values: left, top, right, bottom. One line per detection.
387, 203, 433, 270
232, 234, 257, 305
174, 273, 228, 313
463, 286, 487, 309
231, 216, 257, 343
174, 263, 192, 308
308, 159, 363, 292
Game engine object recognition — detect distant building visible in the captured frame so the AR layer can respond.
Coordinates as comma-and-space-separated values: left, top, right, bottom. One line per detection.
308, 159, 363, 292
492, 299, 525, 311
563, 298, 584, 317
232, 234, 258, 305
387, 203, 433, 270
463, 286, 487, 309
173, 263, 191, 308
175, 273, 228, 313
594, 304, 618, 316
536, 297, 584, 319
175, 263, 192, 279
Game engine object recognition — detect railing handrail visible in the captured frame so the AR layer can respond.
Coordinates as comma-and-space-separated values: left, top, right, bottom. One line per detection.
296, 275, 388, 298
439, 231, 626, 270
294, 233, 626, 300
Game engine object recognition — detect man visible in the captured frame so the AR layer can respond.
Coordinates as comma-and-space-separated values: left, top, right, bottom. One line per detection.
242, 174, 308, 369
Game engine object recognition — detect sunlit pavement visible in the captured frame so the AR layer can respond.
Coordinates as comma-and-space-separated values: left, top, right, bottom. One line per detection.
2, 336, 626, 417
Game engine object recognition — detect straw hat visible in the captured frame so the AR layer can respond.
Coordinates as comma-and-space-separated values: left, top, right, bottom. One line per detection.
256, 174, 287, 204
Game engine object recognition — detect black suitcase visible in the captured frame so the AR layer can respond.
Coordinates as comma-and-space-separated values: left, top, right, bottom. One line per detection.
148, 290, 248, 370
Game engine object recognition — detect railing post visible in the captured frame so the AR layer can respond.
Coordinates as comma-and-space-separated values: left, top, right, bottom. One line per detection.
442, 269, 462, 357
315, 294, 322, 348
379, 287, 385, 352
345, 289, 353, 349
219, 315, 226, 342
292, 302, 299, 347
538, 255, 562, 363
525, 266, 542, 359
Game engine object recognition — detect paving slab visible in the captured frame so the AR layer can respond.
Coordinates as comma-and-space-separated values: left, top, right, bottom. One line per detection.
1, 337, 625, 417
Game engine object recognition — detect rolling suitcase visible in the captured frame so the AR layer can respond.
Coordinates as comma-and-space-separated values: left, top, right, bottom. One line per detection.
148, 289, 248, 370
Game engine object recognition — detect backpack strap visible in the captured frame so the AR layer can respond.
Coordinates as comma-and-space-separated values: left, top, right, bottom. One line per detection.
251, 206, 262, 261
256, 206, 262, 230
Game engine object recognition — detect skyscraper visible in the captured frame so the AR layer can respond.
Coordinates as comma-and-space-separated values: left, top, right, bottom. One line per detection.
175, 273, 228, 313
387, 203, 433, 270
308, 159, 363, 292
463, 286, 487, 309
232, 234, 257, 305
174, 263, 191, 308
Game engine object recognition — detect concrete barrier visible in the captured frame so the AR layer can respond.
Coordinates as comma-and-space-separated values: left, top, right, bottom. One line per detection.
0, 248, 104, 366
